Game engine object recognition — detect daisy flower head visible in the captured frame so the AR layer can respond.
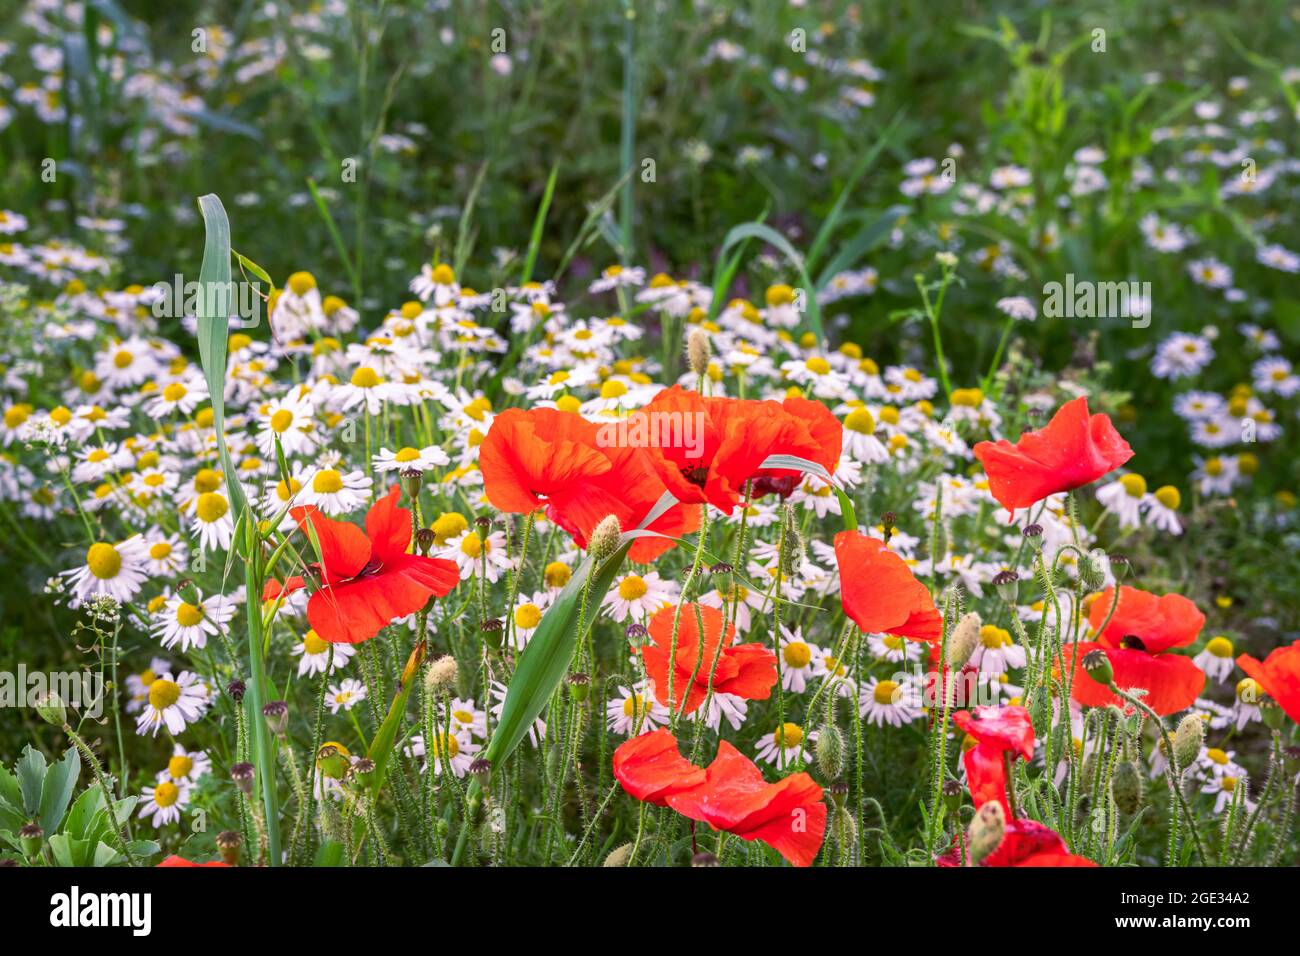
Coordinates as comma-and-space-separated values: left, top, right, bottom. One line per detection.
372, 444, 450, 474
152, 588, 237, 653
778, 626, 820, 693
298, 466, 372, 515
190, 490, 236, 551
408, 729, 481, 777
61, 536, 150, 608
441, 528, 512, 582
755, 721, 816, 770
859, 674, 924, 727
135, 671, 211, 736
138, 780, 188, 828
602, 570, 677, 622
158, 744, 212, 788
1192, 635, 1237, 683
294, 628, 356, 676
605, 682, 670, 737
326, 678, 368, 714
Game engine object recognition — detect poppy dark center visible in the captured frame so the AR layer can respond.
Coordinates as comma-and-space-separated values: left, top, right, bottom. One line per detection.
1119, 634, 1147, 651
681, 464, 709, 487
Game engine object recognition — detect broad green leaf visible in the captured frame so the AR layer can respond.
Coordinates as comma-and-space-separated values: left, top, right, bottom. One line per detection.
38, 745, 80, 836
16, 745, 46, 816
712, 221, 825, 348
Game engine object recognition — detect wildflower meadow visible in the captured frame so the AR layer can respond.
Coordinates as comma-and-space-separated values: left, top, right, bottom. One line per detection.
0, 0, 1297, 912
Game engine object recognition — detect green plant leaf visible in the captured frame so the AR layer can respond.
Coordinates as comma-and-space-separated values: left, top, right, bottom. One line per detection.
38, 745, 80, 836
16, 745, 46, 816
712, 221, 824, 348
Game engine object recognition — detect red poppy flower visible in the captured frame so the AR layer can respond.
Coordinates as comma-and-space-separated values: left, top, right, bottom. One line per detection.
610, 728, 709, 805
973, 396, 1133, 517
936, 818, 1096, 867
265, 484, 459, 644
641, 603, 776, 716
157, 855, 231, 867
637, 387, 838, 512
1237, 640, 1300, 723
952, 705, 1034, 819
747, 396, 843, 499
1071, 586, 1206, 716
478, 406, 697, 562
834, 530, 941, 641
611, 731, 826, 866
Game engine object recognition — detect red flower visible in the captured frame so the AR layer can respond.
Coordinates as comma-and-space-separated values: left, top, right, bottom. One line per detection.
157, 855, 231, 867
265, 484, 459, 644
610, 728, 708, 805
937, 818, 1096, 867
479, 406, 697, 562
952, 705, 1034, 819
637, 387, 838, 512
612, 731, 827, 867
1237, 640, 1300, 724
1071, 586, 1206, 716
834, 531, 941, 641
641, 603, 776, 716
973, 396, 1133, 517
747, 396, 843, 499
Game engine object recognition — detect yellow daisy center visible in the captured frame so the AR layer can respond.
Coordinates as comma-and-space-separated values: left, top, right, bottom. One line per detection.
773, 722, 803, 748
619, 575, 648, 600
312, 470, 344, 494
873, 680, 900, 705
175, 602, 204, 628
195, 492, 229, 523
783, 641, 811, 668
149, 679, 181, 710
86, 543, 122, 579
153, 781, 180, 808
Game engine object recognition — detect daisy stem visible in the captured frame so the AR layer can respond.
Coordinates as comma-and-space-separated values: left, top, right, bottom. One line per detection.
242, 519, 283, 865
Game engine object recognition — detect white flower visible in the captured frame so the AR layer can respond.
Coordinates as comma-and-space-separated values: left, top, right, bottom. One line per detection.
602, 571, 677, 622
61, 536, 150, 608
152, 589, 238, 653
298, 467, 373, 515
372, 444, 450, 473
859, 676, 924, 727
293, 629, 355, 676
605, 683, 669, 736
135, 671, 211, 736
138, 780, 188, 827
327, 678, 368, 713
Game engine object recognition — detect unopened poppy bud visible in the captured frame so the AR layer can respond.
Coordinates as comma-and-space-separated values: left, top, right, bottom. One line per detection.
625, 622, 648, 648
177, 578, 201, 605
262, 700, 289, 736
34, 692, 66, 727
19, 822, 43, 857
1111, 761, 1144, 816
946, 612, 982, 670
1082, 649, 1114, 687
425, 655, 458, 693
967, 800, 1006, 866
588, 514, 622, 560
399, 467, 423, 499
568, 672, 591, 702
1172, 714, 1205, 769
686, 326, 711, 377
603, 843, 634, 867
230, 762, 255, 795
227, 679, 246, 702
216, 830, 241, 866
1079, 548, 1108, 590
691, 851, 720, 867
992, 569, 1018, 602
816, 721, 845, 779
415, 527, 435, 555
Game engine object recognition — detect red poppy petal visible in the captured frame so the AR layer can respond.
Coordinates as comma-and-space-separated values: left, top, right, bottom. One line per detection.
834, 531, 940, 640
1072, 644, 1205, 716
1237, 642, 1300, 723
611, 729, 707, 806
365, 484, 414, 566
292, 505, 371, 582
745, 798, 827, 868
715, 644, 778, 703
1089, 586, 1205, 653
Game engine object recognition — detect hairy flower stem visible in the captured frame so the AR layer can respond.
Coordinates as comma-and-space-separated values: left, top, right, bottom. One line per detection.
65, 725, 139, 866
667, 504, 710, 731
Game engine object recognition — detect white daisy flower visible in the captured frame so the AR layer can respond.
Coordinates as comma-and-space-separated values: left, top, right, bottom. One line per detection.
859, 675, 924, 727
605, 683, 669, 736
755, 722, 816, 770
61, 536, 150, 608
602, 571, 677, 622
298, 467, 373, 515
372, 444, 450, 473
138, 780, 188, 827
293, 629, 355, 676
326, 678, 368, 713
152, 589, 237, 653
135, 671, 211, 736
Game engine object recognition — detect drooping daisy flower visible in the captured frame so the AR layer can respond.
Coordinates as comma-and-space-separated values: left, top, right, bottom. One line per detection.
605, 682, 670, 737
407, 729, 480, 777
372, 444, 450, 473
1192, 635, 1237, 684
190, 490, 236, 551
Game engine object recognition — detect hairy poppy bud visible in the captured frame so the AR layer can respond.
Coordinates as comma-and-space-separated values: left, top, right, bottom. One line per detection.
216, 830, 242, 866
946, 612, 982, 670
588, 514, 622, 561
816, 721, 845, 780
1172, 714, 1205, 769
603, 843, 634, 867
1079, 548, 1108, 590
1259, 695, 1284, 731
1082, 649, 1114, 687
34, 692, 66, 727
1111, 760, 1144, 815
967, 800, 1006, 866
826, 780, 849, 808
230, 762, 255, 795
425, 655, 458, 693
1109, 554, 1132, 579
686, 326, 711, 377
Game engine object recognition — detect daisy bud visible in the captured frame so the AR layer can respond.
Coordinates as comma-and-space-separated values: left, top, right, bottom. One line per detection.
946, 612, 982, 670
1082, 649, 1114, 687
1111, 761, 1144, 816
1172, 715, 1205, 769
602, 843, 634, 867
425, 655, 459, 693
262, 700, 289, 736
625, 622, 649, 648
469, 758, 492, 789
967, 800, 1006, 866
691, 851, 720, 867
230, 762, 255, 795
177, 578, 201, 605
216, 830, 242, 866
992, 569, 1018, 602
19, 822, 43, 858
816, 720, 845, 780
415, 528, 435, 555
227, 679, 246, 702
399, 467, 423, 499
33, 691, 66, 727
588, 514, 622, 561
686, 326, 711, 377
568, 672, 591, 702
